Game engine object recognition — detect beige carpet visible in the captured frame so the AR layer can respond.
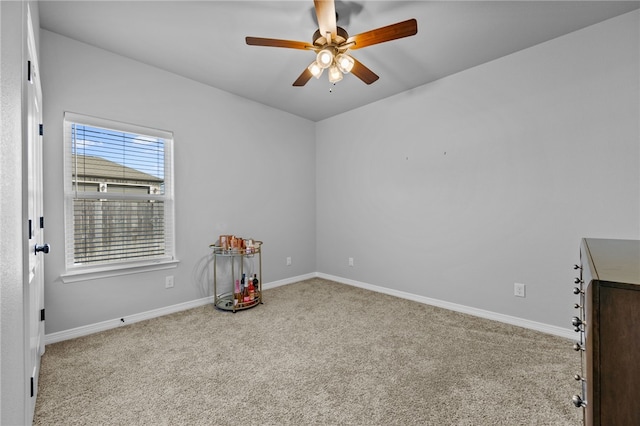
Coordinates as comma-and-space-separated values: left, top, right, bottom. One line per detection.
34, 278, 583, 425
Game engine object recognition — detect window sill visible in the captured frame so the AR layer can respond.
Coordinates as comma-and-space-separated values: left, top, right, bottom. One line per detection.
60, 259, 180, 283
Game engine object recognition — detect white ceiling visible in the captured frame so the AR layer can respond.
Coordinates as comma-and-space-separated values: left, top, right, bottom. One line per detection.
38, 1, 639, 122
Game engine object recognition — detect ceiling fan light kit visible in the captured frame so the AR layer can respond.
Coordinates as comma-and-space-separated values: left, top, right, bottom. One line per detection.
309, 49, 354, 81
245, 0, 417, 87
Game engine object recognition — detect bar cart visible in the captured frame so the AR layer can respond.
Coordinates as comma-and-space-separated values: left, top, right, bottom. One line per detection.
209, 239, 263, 312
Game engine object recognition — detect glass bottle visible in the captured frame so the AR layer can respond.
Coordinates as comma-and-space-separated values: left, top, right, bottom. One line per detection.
234, 279, 240, 305
249, 280, 255, 301
253, 274, 259, 300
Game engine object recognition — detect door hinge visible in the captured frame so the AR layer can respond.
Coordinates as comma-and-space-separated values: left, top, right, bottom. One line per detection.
27, 60, 32, 82
39, 124, 44, 136
30, 377, 34, 397
40, 308, 45, 322
40, 216, 44, 229
28, 219, 33, 240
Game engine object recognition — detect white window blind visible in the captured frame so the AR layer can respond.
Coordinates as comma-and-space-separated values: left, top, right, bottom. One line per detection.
63, 112, 175, 270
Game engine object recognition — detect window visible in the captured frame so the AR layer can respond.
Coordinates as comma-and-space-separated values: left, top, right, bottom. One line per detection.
63, 112, 175, 275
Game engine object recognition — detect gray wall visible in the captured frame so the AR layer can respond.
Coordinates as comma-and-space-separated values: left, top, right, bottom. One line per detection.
316, 10, 640, 329
41, 30, 316, 334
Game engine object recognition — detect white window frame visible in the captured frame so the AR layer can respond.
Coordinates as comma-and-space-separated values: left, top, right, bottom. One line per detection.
61, 112, 177, 283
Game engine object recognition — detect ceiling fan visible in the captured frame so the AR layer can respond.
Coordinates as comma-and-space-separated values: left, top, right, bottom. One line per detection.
245, 0, 418, 86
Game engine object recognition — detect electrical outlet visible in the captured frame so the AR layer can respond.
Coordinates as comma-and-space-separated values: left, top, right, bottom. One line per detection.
348, 257, 354, 267
165, 276, 174, 289
286, 257, 292, 266
514, 283, 526, 298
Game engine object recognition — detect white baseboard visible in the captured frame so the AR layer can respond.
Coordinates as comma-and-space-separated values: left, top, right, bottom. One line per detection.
44, 274, 317, 345
45, 272, 574, 345
316, 273, 576, 340
44, 296, 214, 345
262, 272, 317, 290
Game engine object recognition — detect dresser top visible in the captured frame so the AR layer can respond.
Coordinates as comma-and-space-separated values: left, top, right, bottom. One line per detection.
583, 238, 640, 286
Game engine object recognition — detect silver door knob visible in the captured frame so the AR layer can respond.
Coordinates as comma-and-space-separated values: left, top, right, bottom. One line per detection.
34, 243, 50, 254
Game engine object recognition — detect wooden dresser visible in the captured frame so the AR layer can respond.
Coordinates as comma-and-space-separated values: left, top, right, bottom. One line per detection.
572, 238, 640, 425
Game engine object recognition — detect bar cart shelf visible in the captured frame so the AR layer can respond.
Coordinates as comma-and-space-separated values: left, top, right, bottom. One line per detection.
209, 241, 263, 313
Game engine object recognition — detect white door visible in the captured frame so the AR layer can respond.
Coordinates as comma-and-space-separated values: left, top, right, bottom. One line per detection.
25, 6, 45, 422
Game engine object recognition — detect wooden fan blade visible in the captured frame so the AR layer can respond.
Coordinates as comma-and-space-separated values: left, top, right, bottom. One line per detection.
246, 37, 313, 50
314, 0, 337, 41
293, 68, 313, 87
350, 57, 379, 85
347, 18, 417, 50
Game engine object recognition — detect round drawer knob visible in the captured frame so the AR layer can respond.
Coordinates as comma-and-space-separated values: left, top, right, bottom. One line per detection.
572, 395, 586, 408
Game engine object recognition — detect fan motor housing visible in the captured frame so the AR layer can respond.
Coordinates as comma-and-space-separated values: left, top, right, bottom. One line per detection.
313, 26, 349, 48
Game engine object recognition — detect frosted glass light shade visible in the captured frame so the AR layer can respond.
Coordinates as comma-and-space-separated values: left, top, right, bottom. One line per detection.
316, 48, 334, 69
308, 62, 323, 78
336, 54, 354, 73
328, 64, 343, 83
